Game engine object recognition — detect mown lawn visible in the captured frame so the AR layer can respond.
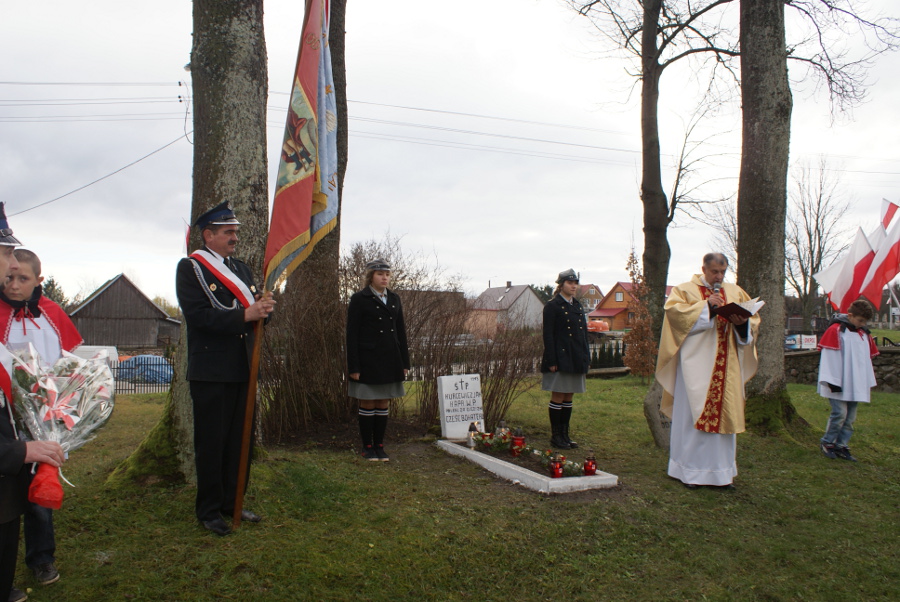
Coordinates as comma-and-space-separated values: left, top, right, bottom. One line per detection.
14, 377, 899, 601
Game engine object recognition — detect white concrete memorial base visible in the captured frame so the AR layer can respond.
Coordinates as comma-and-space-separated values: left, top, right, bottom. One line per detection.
436, 440, 618, 494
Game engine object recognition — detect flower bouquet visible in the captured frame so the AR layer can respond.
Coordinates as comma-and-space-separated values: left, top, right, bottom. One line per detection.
10, 343, 115, 508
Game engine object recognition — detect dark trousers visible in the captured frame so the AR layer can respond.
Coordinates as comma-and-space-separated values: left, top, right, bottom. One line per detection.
190, 381, 252, 522
23, 502, 55, 567
1, 518, 20, 602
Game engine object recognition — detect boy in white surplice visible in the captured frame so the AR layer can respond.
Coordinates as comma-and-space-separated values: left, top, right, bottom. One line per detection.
817, 299, 878, 462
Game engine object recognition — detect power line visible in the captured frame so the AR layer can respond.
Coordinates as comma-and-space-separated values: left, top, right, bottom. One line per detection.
0, 81, 180, 87
9, 134, 191, 217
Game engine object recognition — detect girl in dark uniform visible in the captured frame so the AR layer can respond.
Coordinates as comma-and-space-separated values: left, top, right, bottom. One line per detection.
346, 259, 410, 461
541, 268, 590, 449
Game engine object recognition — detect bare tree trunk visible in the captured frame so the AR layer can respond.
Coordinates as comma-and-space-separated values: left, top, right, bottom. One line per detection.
110, 0, 268, 484
736, 0, 798, 432
639, 0, 671, 342
638, 0, 675, 448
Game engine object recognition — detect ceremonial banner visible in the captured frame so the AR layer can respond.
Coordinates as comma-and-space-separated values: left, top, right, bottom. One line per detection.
263, 0, 339, 291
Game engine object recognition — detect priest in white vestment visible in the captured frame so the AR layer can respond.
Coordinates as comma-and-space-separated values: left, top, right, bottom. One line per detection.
655, 254, 760, 489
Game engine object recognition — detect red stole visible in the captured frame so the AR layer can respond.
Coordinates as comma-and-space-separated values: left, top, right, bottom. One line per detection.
695, 285, 729, 433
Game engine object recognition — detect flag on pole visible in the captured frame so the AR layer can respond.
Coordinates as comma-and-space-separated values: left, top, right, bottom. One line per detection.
859, 216, 900, 306
263, 0, 339, 291
814, 228, 881, 312
882, 198, 900, 230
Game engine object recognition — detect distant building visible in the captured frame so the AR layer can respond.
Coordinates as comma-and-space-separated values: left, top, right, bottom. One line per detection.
576, 284, 604, 313
589, 281, 673, 331
467, 281, 544, 338
69, 274, 181, 349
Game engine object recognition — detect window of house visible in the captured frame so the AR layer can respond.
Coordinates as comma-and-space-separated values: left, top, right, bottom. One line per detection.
589, 287, 595, 295
628, 312, 635, 323
615, 292, 623, 302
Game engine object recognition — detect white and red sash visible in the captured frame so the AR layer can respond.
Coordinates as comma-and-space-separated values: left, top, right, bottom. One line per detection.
189, 249, 256, 309
0, 343, 13, 403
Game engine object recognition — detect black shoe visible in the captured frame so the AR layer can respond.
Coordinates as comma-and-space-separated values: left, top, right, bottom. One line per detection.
8, 587, 27, 602
238, 510, 262, 523
550, 433, 572, 449
374, 444, 390, 462
683, 483, 700, 490
32, 562, 60, 585
361, 445, 378, 461
820, 442, 837, 459
834, 447, 857, 462
717, 483, 736, 491
202, 518, 232, 536
563, 429, 578, 449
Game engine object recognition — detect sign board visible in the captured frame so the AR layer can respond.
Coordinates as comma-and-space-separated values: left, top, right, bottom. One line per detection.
784, 335, 800, 351
800, 335, 817, 349
437, 374, 484, 440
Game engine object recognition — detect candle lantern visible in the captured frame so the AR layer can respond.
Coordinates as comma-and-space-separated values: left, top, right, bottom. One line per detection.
550, 453, 564, 478
467, 422, 478, 448
583, 449, 597, 476
496, 420, 510, 437
510, 427, 526, 457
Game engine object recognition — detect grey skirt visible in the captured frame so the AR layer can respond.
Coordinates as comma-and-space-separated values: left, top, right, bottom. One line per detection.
541, 371, 586, 394
349, 380, 406, 400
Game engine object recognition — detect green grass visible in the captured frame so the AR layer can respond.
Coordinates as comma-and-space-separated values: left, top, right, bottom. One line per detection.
14, 379, 899, 601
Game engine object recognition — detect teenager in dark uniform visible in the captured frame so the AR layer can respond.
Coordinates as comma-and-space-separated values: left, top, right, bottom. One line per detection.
175, 202, 275, 536
541, 268, 590, 450
346, 259, 410, 462
0, 204, 65, 602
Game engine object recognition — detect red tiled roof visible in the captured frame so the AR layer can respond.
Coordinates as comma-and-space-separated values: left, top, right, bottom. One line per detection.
589, 307, 625, 318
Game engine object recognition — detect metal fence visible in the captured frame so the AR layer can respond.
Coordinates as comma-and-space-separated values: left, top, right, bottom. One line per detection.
112, 355, 173, 395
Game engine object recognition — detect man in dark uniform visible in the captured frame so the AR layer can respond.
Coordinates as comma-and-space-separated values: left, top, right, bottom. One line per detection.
175, 202, 275, 536
0, 203, 65, 602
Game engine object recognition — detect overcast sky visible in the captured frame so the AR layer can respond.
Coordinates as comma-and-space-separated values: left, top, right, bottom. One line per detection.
2, 0, 899, 305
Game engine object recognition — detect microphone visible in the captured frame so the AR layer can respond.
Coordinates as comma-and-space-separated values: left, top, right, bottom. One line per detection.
711, 282, 721, 314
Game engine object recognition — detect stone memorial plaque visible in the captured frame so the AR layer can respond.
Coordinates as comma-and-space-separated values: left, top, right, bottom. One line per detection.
437, 374, 484, 440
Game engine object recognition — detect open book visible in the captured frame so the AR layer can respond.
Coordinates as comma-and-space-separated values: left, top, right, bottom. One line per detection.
713, 297, 765, 320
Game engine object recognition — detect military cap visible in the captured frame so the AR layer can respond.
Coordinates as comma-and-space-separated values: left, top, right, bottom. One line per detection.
194, 201, 241, 230
556, 268, 579, 284
0, 203, 22, 247
365, 258, 392, 272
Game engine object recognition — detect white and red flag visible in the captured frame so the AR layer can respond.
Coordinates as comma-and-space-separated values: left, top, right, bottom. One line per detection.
814, 228, 881, 312
859, 216, 900, 306
882, 198, 900, 230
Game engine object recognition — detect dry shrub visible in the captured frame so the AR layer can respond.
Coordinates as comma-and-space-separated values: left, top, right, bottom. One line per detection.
258, 233, 542, 438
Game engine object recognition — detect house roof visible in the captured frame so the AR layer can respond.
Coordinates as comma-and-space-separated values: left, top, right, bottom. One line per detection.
589, 307, 626, 318
472, 284, 539, 311
577, 284, 603, 296
69, 273, 175, 321
607, 281, 674, 297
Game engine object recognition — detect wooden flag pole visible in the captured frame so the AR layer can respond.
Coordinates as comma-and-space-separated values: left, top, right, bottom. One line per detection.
232, 316, 265, 528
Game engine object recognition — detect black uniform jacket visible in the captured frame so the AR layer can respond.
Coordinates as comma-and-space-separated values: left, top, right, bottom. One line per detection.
346, 288, 410, 385
0, 401, 28, 524
541, 294, 590, 374
176, 249, 258, 383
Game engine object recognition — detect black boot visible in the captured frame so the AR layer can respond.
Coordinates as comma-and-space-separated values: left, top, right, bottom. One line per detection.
549, 407, 571, 449
561, 404, 578, 448
359, 408, 377, 460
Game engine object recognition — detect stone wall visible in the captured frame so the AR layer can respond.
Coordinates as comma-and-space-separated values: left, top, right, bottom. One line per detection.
785, 347, 900, 393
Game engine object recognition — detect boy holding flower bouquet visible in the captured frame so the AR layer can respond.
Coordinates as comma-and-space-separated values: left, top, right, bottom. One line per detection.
0, 205, 65, 602
0, 248, 82, 589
